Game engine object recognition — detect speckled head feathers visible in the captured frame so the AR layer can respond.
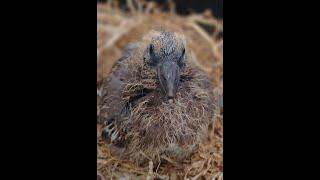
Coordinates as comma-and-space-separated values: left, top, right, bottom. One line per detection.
143, 30, 186, 63
150, 31, 185, 57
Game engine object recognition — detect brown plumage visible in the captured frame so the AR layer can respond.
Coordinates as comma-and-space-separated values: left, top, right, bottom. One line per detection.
97, 30, 215, 165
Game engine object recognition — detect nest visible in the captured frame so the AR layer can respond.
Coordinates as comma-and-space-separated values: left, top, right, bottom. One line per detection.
97, 1, 223, 179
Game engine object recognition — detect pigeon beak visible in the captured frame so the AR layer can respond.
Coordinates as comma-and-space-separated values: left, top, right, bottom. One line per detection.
157, 61, 180, 99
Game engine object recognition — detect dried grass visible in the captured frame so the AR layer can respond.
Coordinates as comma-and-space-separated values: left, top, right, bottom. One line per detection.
97, 1, 223, 179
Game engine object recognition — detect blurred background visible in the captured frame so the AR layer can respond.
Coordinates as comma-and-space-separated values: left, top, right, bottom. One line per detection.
97, 0, 223, 179
97, 0, 223, 18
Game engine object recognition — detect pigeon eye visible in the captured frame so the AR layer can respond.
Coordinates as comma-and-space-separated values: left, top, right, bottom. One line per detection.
145, 44, 158, 67
178, 48, 186, 68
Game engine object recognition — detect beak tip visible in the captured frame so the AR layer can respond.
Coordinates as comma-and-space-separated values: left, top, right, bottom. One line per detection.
167, 91, 175, 99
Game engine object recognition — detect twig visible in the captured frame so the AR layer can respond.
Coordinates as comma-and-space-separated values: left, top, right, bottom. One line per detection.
140, 151, 152, 161
189, 52, 212, 74
188, 14, 223, 32
190, 158, 212, 180
168, 0, 176, 15
146, 160, 154, 180
145, 2, 156, 14
218, 173, 223, 180
97, 171, 106, 180
136, 0, 143, 14
156, 152, 161, 173
127, 0, 137, 14
211, 172, 221, 180
187, 21, 215, 54
160, 155, 179, 167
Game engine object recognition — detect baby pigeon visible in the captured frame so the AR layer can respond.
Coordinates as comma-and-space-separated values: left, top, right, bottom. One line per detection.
97, 30, 215, 165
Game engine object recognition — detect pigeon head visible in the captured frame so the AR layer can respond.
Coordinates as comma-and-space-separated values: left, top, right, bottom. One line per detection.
143, 31, 187, 100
